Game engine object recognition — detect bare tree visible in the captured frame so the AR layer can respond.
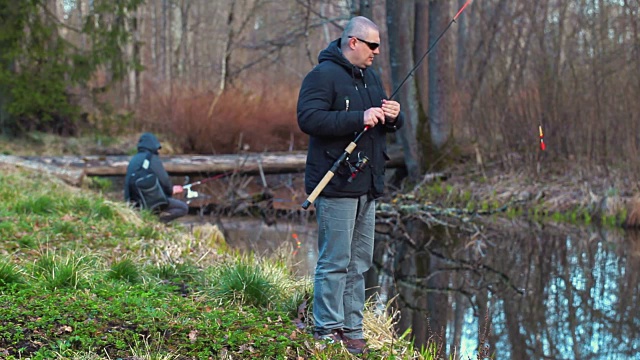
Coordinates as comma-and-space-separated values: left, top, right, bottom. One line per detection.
427, 0, 452, 151
387, 0, 422, 180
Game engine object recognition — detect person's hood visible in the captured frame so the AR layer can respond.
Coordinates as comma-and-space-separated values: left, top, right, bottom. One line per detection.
137, 132, 162, 154
318, 38, 365, 79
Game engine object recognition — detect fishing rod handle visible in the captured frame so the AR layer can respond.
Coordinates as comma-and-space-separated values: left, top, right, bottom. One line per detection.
301, 138, 360, 209
344, 141, 357, 154
301, 170, 336, 209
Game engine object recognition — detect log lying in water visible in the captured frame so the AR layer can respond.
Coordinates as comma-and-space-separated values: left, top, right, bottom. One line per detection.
3, 150, 406, 178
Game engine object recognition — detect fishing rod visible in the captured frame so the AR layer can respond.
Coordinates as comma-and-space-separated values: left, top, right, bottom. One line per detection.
301, 0, 474, 210
182, 172, 230, 199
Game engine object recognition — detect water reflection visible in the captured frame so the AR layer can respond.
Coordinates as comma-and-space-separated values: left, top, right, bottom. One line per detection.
189, 215, 639, 359
184, 215, 319, 276
373, 221, 640, 359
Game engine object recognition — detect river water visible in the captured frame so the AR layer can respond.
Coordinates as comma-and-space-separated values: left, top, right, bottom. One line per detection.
184, 214, 639, 359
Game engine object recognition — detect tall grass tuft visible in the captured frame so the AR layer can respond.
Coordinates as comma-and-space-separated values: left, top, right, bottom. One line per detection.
213, 257, 277, 308
0, 259, 24, 288
91, 200, 116, 220
212, 253, 312, 311
14, 195, 58, 215
108, 258, 141, 284
34, 253, 91, 290
150, 262, 200, 283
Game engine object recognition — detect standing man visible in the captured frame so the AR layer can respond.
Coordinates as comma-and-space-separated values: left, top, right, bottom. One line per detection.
297, 16, 403, 354
124, 132, 189, 223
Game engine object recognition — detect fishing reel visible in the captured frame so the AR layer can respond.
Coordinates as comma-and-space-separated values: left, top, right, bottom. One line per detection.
347, 152, 370, 183
183, 176, 199, 199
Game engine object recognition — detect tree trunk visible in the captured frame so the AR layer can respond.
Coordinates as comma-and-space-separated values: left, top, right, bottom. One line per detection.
387, 0, 423, 180
455, 0, 467, 78
359, 0, 373, 19
220, 1, 236, 92
414, 0, 429, 110
162, 0, 169, 82
176, 0, 190, 77
125, 7, 137, 106
135, 6, 143, 101
428, 0, 453, 150
152, 0, 159, 72
0, 77, 11, 135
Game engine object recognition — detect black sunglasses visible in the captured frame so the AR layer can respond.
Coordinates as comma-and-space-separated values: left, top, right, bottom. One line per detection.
349, 36, 380, 50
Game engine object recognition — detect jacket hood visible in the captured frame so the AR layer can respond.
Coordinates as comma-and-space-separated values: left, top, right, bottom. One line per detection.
137, 132, 162, 153
318, 39, 365, 79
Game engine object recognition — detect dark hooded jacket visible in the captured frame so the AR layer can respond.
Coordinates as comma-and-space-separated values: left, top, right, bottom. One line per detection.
297, 38, 404, 199
124, 132, 173, 204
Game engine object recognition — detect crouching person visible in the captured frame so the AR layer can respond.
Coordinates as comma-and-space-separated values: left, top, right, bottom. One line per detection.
124, 132, 188, 223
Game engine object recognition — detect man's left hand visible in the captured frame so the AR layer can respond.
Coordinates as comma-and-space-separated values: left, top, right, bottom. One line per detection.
382, 99, 400, 121
172, 185, 184, 195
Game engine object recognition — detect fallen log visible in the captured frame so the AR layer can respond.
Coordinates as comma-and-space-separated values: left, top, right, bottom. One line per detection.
0, 155, 85, 186
17, 150, 406, 177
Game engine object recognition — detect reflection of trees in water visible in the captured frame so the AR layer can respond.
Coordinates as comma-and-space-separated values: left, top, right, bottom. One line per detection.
367, 217, 640, 359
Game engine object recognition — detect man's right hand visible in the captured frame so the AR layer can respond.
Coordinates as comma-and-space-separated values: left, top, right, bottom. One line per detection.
364, 107, 385, 127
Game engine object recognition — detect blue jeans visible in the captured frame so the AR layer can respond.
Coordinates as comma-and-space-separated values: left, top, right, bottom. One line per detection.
313, 195, 375, 339
159, 198, 189, 223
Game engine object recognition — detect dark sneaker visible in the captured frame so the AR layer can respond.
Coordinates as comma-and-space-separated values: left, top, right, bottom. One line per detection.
343, 337, 368, 354
313, 329, 344, 344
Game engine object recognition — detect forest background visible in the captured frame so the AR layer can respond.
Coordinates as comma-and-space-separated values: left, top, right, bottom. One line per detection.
1, 0, 639, 184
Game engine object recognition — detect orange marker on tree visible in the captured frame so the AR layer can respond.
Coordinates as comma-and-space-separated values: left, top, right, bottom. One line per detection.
539, 125, 546, 151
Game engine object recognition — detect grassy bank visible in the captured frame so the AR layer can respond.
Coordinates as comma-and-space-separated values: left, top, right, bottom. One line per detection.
0, 165, 440, 359
409, 160, 638, 228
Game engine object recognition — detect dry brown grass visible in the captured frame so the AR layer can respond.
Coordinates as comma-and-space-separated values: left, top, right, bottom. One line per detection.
135, 82, 307, 154
363, 295, 418, 357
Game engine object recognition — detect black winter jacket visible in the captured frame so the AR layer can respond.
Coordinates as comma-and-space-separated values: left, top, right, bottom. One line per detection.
297, 38, 404, 199
124, 133, 173, 204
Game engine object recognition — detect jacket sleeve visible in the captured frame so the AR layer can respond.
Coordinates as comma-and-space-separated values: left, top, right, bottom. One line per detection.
151, 156, 173, 197
297, 67, 363, 137
370, 69, 403, 132
384, 110, 404, 132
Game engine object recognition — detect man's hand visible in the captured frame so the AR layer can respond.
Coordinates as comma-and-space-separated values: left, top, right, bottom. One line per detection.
172, 185, 184, 195
364, 107, 385, 127
382, 99, 400, 121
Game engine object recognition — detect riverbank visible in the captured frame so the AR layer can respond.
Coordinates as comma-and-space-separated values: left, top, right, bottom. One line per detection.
0, 163, 441, 359
3, 132, 638, 228
398, 158, 640, 228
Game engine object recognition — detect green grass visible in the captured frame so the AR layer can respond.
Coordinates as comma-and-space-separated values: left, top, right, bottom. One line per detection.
0, 166, 440, 360
0, 260, 24, 288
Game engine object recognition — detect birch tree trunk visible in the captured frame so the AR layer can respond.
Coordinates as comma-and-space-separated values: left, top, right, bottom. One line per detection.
125, 7, 137, 106
135, 6, 143, 100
